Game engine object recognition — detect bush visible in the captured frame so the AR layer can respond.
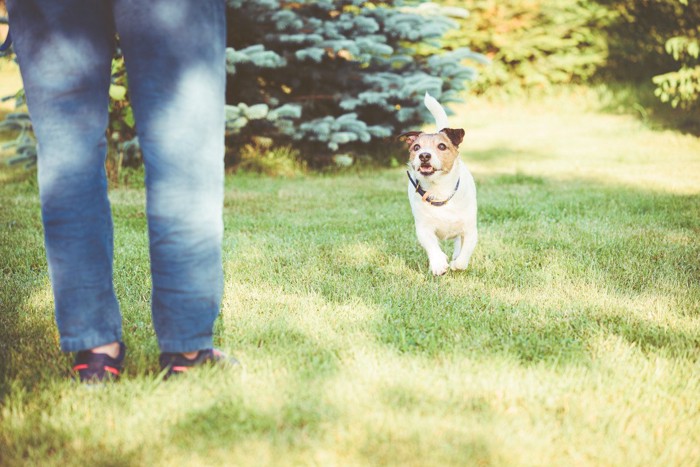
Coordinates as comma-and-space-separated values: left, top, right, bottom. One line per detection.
652, 37, 700, 109
651, 2, 700, 109
595, 0, 700, 110
0, 93, 35, 169
596, 0, 698, 80
225, 0, 484, 168
440, 0, 611, 96
234, 140, 307, 177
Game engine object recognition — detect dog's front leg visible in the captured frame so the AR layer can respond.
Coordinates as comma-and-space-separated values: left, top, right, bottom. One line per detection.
452, 236, 462, 261
416, 224, 449, 275
451, 228, 478, 271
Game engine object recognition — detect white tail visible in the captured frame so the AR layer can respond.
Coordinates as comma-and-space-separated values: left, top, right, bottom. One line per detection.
424, 92, 449, 131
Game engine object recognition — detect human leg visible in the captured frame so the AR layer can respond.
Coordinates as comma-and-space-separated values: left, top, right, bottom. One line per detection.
7, 0, 122, 352
113, 0, 227, 353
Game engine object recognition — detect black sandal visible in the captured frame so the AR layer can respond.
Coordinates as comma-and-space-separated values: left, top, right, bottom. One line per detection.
159, 348, 238, 379
72, 342, 126, 383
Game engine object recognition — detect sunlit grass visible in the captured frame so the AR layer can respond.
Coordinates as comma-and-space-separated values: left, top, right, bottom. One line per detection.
1, 94, 699, 466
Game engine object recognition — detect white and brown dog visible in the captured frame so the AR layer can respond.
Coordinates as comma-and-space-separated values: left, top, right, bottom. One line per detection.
402, 93, 477, 276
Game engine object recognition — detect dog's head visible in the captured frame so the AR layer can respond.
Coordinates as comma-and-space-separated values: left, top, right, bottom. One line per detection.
400, 128, 465, 178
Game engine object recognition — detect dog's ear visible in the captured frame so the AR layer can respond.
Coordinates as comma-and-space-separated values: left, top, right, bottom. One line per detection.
440, 128, 465, 148
398, 131, 422, 146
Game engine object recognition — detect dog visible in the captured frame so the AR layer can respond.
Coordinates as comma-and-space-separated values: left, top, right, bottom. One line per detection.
401, 93, 477, 276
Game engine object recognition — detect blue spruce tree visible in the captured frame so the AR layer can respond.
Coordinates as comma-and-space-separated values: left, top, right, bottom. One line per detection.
225, 0, 484, 167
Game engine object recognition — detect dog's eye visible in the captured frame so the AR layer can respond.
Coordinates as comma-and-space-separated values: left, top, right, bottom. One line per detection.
412, 144, 420, 152
438, 143, 447, 151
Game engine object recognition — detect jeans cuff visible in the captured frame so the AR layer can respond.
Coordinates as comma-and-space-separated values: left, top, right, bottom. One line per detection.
157, 336, 214, 354
60, 331, 123, 353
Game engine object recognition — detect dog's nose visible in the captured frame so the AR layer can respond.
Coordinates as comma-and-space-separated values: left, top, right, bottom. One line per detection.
419, 152, 431, 162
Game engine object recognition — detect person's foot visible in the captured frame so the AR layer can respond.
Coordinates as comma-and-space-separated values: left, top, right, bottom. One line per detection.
90, 341, 122, 358
73, 342, 126, 383
159, 348, 238, 379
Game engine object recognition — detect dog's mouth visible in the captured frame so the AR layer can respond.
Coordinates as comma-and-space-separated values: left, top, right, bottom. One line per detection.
418, 163, 436, 176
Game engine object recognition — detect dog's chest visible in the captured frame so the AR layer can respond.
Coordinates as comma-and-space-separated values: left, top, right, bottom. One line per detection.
430, 207, 465, 239
410, 197, 467, 239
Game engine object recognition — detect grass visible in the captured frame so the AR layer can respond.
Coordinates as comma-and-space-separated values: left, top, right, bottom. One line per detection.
1, 91, 699, 466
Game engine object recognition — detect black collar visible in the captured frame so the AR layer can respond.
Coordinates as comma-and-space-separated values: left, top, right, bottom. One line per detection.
407, 171, 460, 207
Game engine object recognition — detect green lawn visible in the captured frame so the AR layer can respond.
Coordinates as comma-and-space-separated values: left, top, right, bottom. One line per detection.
1, 93, 699, 466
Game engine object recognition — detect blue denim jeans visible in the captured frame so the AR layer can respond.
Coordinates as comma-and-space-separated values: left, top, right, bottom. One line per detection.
8, 0, 226, 353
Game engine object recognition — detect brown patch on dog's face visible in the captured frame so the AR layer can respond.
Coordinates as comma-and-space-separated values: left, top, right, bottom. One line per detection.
403, 129, 464, 177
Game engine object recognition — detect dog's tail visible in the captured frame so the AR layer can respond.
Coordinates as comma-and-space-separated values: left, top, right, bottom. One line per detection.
424, 92, 449, 131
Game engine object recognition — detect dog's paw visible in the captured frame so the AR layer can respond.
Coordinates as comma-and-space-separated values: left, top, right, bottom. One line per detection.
450, 259, 469, 271
429, 256, 450, 276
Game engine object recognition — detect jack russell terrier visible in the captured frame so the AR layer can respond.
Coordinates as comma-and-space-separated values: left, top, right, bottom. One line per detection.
401, 93, 478, 276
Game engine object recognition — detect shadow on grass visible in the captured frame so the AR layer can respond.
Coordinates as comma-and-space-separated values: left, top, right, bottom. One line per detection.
376, 297, 700, 364
241, 320, 341, 382
377, 302, 592, 364
357, 425, 495, 467
0, 176, 68, 398
0, 419, 145, 467
169, 399, 279, 445
0, 175, 162, 395
596, 82, 700, 137
168, 389, 336, 449
597, 312, 700, 358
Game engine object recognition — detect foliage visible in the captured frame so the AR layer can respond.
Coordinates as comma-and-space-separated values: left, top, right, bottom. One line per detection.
0, 99, 35, 169
107, 58, 137, 159
651, 6, 700, 109
439, 0, 611, 95
105, 54, 142, 183
653, 55, 700, 110
234, 140, 307, 177
224, 0, 484, 167
595, 0, 697, 78
594, 0, 700, 109
438, 0, 700, 113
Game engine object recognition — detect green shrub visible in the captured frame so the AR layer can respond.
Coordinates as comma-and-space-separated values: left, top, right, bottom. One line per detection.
595, 0, 700, 110
651, 5, 700, 109
234, 140, 307, 177
225, 0, 483, 167
597, 0, 698, 79
441, 0, 611, 96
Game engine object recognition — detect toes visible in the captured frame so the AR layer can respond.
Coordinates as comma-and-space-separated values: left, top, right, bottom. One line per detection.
431, 262, 449, 276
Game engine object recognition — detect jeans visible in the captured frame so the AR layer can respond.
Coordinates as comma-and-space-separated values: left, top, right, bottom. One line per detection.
7, 0, 227, 353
